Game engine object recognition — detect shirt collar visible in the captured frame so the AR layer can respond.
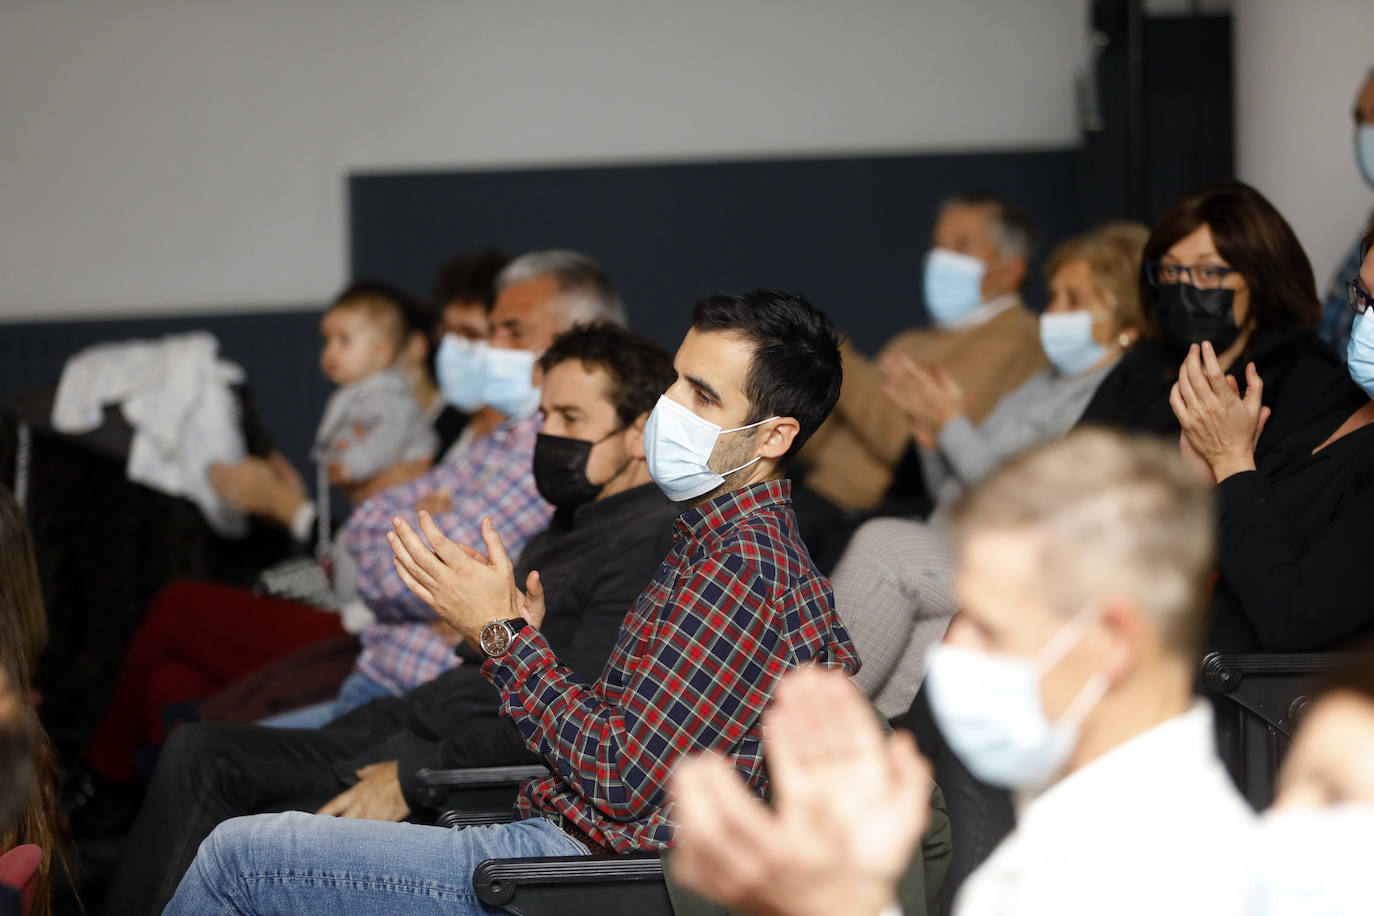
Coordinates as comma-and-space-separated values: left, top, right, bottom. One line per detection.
675, 479, 792, 543
949, 293, 1021, 330
573, 482, 671, 526
1016, 702, 1220, 823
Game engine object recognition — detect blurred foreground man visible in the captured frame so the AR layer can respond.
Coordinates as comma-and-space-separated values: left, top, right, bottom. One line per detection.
673, 429, 1254, 916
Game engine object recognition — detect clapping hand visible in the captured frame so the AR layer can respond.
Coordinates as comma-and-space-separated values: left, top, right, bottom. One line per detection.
387, 512, 545, 643
670, 668, 931, 916
880, 352, 968, 450
1169, 342, 1270, 483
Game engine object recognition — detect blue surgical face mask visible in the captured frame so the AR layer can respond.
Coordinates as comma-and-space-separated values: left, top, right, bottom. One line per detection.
435, 335, 487, 412
642, 395, 776, 502
1357, 123, 1374, 191
923, 247, 987, 328
1039, 311, 1110, 376
482, 345, 541, 419
1348, 309, 1374, 397
924, 608, 1108, 792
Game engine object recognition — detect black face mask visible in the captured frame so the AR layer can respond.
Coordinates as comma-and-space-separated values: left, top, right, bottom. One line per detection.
1154, 283, 1241, 352
533, 430, 626, 509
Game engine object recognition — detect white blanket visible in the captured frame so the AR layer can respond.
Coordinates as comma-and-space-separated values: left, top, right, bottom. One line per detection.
52, 331, 249, 538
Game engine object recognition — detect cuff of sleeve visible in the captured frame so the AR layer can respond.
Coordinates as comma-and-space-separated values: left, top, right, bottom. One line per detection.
290, 502, 317, 543
936, 415, 982, 467
481, 628, 557, 693
397, 740, 446, 811
1215, 469, 1267, 514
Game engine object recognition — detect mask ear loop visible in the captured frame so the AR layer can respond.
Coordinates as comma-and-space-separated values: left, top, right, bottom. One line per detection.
715, 416, 781, 478
1033, 606, 1112, 730
589, 425, 633, 490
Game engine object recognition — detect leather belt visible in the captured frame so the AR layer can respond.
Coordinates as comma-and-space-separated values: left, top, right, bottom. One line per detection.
546, 813, 614, 855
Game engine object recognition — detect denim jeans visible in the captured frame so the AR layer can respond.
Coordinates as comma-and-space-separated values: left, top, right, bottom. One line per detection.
333, 669, 403, 718
165, 812, 589, 914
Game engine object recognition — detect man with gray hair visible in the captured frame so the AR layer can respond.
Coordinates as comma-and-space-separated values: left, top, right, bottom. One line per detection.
329, 249, 627, 714
800, 194, 1048, 516
671, 428, 1256, 916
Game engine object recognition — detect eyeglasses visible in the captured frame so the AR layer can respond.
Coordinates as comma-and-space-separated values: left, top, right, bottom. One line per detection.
1349, 279, 1374, 314
1144, 260, 1238, 290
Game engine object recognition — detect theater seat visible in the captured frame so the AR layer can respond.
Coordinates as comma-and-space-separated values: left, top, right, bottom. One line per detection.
1200, 651, 1366, 808
417, 763, 949, 916
416, 764, 672, 915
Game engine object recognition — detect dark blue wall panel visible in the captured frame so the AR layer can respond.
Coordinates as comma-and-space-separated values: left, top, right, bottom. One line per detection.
0, 309, 328, 477
349, 148, 1082, 355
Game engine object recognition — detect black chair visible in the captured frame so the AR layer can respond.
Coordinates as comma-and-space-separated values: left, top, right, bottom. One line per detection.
416, 764, 673, 915
1200, 651, 1365, 809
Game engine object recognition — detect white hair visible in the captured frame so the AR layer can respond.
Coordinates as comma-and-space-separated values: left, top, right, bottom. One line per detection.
496, 250, 626, 328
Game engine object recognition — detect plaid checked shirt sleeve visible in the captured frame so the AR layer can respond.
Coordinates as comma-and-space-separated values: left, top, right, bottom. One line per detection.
482, 481, 859, 850
344, 415, 553, 693
341, 414, 552, 624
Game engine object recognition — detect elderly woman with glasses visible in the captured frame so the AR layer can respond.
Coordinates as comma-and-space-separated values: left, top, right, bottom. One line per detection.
1163, 210, 1374, 653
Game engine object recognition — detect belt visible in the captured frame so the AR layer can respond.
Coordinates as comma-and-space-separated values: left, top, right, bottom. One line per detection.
546, 813, 614, 855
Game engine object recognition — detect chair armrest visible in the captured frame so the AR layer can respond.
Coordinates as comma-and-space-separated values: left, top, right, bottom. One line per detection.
474, 854, 664, 907
1200, 652, 1359, 694
413, 764, 551, 808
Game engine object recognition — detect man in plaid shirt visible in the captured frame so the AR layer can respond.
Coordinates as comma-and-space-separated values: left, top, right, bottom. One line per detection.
167, 291, 859, 915
329, 250, 627, 711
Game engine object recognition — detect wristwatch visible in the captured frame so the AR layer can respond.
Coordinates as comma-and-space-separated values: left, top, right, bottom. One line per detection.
479, 617, 530, 658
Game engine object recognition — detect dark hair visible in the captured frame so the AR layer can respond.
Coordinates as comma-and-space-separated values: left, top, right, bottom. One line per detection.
433, 248, 511, 314
941, 192, 1037, 262
690, 290, 843, 462
0, 486, 70, 915
330, 280, 429, 351
1140, 182, 1320, 335
538, 322, 676, 428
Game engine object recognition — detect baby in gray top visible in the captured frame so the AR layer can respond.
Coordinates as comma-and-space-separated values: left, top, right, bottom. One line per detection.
314, 286, 437, 506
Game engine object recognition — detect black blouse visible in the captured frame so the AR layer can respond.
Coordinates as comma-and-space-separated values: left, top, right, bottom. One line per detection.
1210, 419, 1374, 652
1077, 327, 1368, 469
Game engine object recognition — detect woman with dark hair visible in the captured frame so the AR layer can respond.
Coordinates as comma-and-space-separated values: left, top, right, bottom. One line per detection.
1169, 219, 1374, 651
1079, 181, 1367, 458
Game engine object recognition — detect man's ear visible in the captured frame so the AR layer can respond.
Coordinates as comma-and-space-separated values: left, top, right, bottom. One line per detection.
982, 255, 1027, 300
756, 417, 800, 461
1096, 596, 1146, 686
626, 412, 649, 460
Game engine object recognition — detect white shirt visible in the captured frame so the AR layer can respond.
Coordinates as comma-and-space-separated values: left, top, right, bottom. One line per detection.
954, 703, 1255, 916
947, 293, 1020, 331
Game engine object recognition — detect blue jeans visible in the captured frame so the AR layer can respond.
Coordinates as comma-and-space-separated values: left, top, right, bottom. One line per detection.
257, 670, 400, 730
165, 812, 589, 914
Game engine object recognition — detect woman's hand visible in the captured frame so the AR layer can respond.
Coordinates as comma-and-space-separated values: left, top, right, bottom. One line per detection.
1168, 342, 1270, 482
880, 352, 968, 450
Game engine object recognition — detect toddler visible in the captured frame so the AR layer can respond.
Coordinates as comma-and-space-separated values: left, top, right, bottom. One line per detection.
314, 284, 437, 508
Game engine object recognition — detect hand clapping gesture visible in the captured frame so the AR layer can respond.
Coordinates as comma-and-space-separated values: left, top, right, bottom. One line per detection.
1168, 341, 1270, 484
880, 352, 969, 451
386, 512, 546, 644
671, 668, 931, 916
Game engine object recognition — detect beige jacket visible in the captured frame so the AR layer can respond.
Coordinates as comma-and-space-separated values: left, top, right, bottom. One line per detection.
802, 299, 1048, 510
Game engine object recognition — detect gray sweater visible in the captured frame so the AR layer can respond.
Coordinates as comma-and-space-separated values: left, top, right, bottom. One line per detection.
922, 362, 1116, 520
313, 368, 437, 482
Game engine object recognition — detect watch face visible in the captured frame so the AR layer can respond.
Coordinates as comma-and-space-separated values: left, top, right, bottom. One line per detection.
480, 620, 513, 657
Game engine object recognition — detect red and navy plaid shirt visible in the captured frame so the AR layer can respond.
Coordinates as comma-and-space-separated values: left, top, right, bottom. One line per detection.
343, 414, 553, 691
483, 478, 859, 851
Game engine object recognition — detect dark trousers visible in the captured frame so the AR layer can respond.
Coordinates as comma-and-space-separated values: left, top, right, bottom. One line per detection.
101, 721, 387, 916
